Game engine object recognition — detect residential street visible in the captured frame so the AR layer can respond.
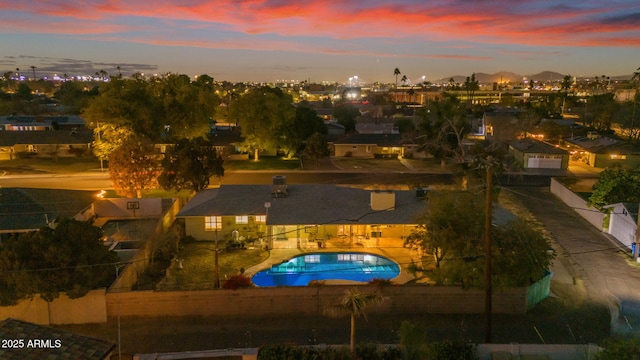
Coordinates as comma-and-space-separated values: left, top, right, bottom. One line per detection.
509, 187, 640, 337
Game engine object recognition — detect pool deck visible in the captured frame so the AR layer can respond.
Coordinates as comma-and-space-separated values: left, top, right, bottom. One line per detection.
245, 237, 418, 285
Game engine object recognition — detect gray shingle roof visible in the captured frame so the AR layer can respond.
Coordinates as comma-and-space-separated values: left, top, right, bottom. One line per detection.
177, 184, 428, 225
0, 318, 114, 360
0, 188, 96, 232
510, 138, 568, 154
0, 130, 94, 146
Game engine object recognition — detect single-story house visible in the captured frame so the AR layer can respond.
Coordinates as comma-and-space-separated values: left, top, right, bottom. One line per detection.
563, 134, 640, 168
177, 180, 431, 249
0, 130, 94, 160
332, 133, 419, 158
509, 138, 570, 170
176, 179, 517, 251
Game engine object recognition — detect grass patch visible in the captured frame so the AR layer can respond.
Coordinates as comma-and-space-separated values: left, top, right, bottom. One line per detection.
224, 157, 301, 170
161, 242, 270, 290
0, 157, 103, 174
331, 158, 408, 171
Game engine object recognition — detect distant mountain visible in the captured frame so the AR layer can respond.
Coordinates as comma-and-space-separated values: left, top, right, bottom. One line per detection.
434, 71, 634, 85
435, 71, 524, 85
526, 71, 565, 82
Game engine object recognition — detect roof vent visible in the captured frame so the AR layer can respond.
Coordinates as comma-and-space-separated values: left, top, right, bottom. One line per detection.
272, 175, 288, 197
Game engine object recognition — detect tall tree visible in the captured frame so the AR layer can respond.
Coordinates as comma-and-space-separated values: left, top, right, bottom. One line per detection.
158, 137, 224, 192
302, 132, 329, 164
588, 168, 640, 210
463, 73, 479, 107
228, 86, 295, 160
394, 67, 401, 88
332, 102, 360, 132
108, 136, 159, 198
323, 288, 385, 355
416, 93, 470, 164
279, 105, 327, 157
0, 218, 118, 305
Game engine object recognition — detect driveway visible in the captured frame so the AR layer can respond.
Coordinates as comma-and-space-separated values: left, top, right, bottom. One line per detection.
508, 187, 640, 336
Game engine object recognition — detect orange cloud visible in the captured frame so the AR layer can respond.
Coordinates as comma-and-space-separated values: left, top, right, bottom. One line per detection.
1, 0, 638, 49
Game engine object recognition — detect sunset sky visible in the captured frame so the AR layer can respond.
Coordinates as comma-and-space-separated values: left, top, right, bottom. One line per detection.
1, 0, 639, 83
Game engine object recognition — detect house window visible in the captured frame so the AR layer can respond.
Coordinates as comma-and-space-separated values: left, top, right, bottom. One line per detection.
352, 145, 358, 150
305, 255, 320, 263
365, 145, 371, 153
204, 216, 222, 230
255, 215, 266, 223
236, 215, 248, 224
610, 154, 627, 160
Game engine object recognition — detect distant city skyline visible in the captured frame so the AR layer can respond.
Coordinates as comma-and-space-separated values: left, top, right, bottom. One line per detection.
1, 0, 639, 83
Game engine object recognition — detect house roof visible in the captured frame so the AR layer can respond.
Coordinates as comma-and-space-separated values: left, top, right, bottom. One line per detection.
178, 184, 428, 225
0, 130, 94, 146
0, 318, 114, 360
510, 138, 568, 155
0, 188, 96, 232
177, 184, 516, 226
0, 115, 86, 127
566, 136, 640, 154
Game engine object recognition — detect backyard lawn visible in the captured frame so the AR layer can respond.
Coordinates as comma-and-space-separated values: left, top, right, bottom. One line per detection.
157, 242, 270, 291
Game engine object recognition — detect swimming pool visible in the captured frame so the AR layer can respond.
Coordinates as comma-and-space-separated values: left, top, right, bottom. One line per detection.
251, 252, 400, 287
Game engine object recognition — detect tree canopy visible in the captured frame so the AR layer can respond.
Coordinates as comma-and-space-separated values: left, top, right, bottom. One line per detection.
227, 86, 295, 160
157, 137, 224, 192
108, 135, 159, 198
0, 218, 118, 305
588, 167, 640, 210
83, 72, 219, 143
279, 104, 327, 157
405, 191, 553, 288
416, 93, 470, 163
332, 103, 360, 132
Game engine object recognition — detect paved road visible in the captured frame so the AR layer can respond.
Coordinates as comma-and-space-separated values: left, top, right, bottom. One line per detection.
508, 187, 640, 336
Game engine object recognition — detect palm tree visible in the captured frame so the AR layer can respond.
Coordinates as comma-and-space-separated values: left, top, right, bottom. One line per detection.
323, 288, 385, 355
394, 67, 401, 88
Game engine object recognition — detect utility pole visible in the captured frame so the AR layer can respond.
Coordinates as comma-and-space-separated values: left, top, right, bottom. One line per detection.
634, 203, 640, 261
214, 229, 220, 288
484, 156, 493, 343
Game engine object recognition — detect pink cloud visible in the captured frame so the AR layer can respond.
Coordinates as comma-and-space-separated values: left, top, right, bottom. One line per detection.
1, 0, 638, 49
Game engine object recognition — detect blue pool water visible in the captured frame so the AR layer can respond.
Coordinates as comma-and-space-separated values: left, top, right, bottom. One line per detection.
251, 252, 400, 287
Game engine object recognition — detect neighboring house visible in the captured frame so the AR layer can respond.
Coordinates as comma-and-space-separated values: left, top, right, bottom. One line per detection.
0, 188, 96, 242
604, 202, 638, 251
0, 115, 87, 131
0, 130, 94, 160
355, 115, 399, 134
563, 134, 640, 168
333, 133, 414, 158
509, 138, 570, 170
176, 179, 430, 249
324, 121, 345, 141
0, 318, 114, 360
